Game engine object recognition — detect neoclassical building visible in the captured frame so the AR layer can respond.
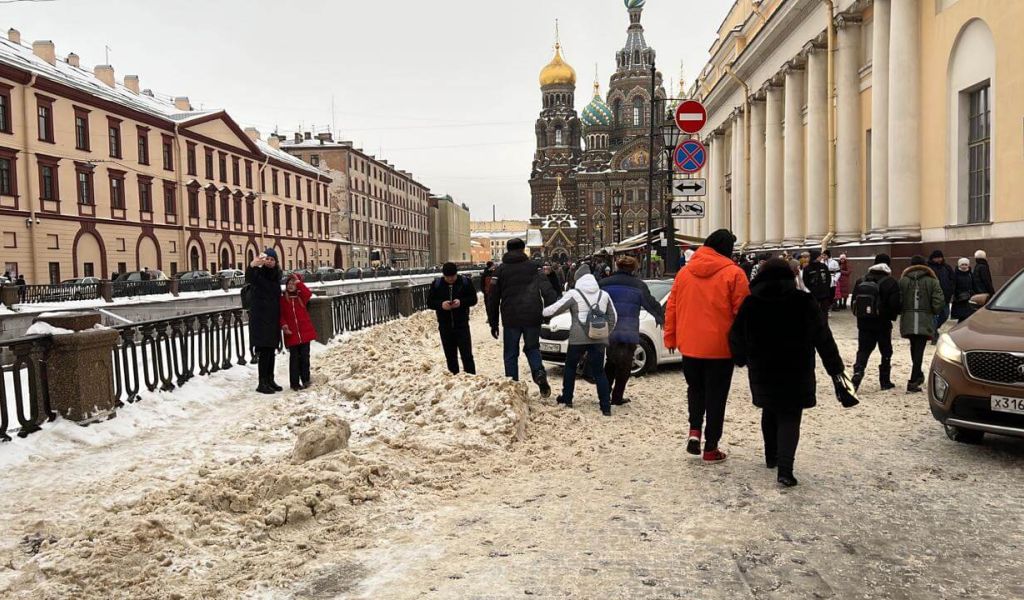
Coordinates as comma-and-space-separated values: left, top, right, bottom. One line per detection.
529, 0, 668, 258
690, 0, 1024, 282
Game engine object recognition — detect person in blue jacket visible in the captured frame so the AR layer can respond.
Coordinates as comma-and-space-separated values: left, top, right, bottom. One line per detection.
599, 256, 665, 405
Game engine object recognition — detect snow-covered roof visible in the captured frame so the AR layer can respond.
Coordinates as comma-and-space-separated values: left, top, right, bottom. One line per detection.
281, 138, 352, 150
256, 139, 327, 178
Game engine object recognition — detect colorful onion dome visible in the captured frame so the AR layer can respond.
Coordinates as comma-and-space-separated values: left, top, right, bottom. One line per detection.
581, 81, 613, 128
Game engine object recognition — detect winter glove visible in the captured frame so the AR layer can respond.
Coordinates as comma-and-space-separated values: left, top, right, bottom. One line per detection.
490, 326, 499, 340
833, 373, 860, 408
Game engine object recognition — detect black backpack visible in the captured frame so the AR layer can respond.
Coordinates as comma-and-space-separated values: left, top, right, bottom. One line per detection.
240, 284, 253, 310
805, 264, 832, 301
852, 278, 882, 319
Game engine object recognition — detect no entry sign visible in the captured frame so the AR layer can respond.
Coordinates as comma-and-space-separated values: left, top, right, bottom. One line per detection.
674, 140, 707, 174
674, 100, 707, 134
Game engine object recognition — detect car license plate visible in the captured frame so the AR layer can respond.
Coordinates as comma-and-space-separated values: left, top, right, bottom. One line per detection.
991, 395, 1024, 415
540, 342, 561, 353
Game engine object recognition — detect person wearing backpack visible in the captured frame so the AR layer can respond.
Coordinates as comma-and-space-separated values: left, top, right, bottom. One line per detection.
427, 262, 478, 375
802, 250, 834, 319
542, 271, 618, 416
246, 248, 284, 395
850, 254, 902, 392
898, 256, 946, 393
664, 229, 751, 464
280, 273, 318, 391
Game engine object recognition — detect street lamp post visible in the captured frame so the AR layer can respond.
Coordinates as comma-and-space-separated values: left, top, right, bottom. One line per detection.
661, 119, 683, 275
612, 190, 623, 244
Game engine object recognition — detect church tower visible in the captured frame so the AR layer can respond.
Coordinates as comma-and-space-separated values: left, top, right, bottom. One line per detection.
529, 25, 581, 218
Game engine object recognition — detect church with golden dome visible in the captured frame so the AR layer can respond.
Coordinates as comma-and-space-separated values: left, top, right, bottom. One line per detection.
529, 0, 669, 260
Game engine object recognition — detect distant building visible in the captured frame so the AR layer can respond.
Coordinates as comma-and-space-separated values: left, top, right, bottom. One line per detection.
428, 195, 471, 265
282, 131, 431, 268
470, 220, 530, 261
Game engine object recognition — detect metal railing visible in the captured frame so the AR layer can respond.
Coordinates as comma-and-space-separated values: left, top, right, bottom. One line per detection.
18, 283, 100, 304
0, 335, 54, 440
177, 277, 221, 294
111, 279, 171, 298
330, 288, 400, 336
111, 308, 250, 405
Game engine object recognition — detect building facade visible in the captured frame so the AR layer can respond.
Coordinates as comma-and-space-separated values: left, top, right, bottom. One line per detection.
691, 0, 1024, 283
0, 29, 339, 283
470, 220, 530, 261
529, 0, 669, 260
282, 132, 431, 269
428, 195, 471, 265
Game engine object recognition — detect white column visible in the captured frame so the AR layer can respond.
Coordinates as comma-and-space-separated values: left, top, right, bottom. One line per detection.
749, 99, 766, 247
764, 85, 785, 246
836, 17, 863, 243
887, 0, 920, 238
707, 133, 723, 231
805, 46, 829, 243
732, 111, 748, 246
870, 0, 891, 237
783, 65, 806, 245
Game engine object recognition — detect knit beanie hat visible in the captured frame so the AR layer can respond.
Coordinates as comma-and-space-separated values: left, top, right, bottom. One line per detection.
704, 229, 736, 258
874, 253, 892, 266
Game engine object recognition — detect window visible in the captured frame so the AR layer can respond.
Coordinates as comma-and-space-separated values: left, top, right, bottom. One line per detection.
220, 191, 229, 222
162, 136, 173, 170
246, 197, 255, 224
272, 203, 280, 228
284, 173, 291, 198
967, 85, 991, 224
136, 127, 149, 164
39, 163, 57, 200
309, 180, 314, 203
2, 232, 15, 248
48, 262, 60, 285
187, 186, 199, 218
109, 171, 126, 209
107, 118, 122, 158
232, 157, 240, 186
297, 207, 303, 233
310, 154, 320, 167
138, 177, 153, 212
555, 127, 563, 146
75, 163, 94, 205
233, 193, 242, 224
164, 182, 176, 215
285, 206, 292, 230
187, 143, 197, 176
272, 169, 279, 195
0, 151, 17, 197
244, 160, 253, 189
36, 96, 54, 143
218, 152, 227, 183
297, 178, 302, 201
205, 189, 216, 221
74, 108, 90, 150
204, 148, 214, 179
632, 97, 644, 127
613, 99, 622, 125
0, 85, 10, 134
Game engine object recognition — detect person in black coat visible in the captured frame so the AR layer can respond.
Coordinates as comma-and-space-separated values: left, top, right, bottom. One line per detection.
729, 259, 852, 487
427, 262, 479, 375
485, 238, 558, 396
246, 248, 283, 394
951, 258, 978, 322
927, 250, 955, 343
851, 254, 902, 391
973, 250, 996, 296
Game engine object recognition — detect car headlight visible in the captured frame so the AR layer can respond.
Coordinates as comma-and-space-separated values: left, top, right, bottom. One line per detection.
936, 334, 963, 365
931, 372, 949, 403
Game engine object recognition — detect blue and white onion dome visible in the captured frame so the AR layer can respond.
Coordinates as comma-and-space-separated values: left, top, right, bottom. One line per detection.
625, 0, 646, 8
581, 82, 613, 129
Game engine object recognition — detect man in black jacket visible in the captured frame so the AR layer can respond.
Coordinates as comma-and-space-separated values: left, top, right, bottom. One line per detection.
851, 254, 902, 391
927, 250, 955, 344
803, 250, 834, 320
246, 248, 284, 395
427, 262, 478, 375
485, 238, 557, 396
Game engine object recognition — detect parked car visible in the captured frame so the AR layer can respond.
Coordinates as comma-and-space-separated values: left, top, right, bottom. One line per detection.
59, 277, 101, 286
218, 269, 245, 279
540, 279, 676, 377
114, 270, 169, 282
176, 270, 214, 280
929, 268, 1024, 444
344, 268, 363, 280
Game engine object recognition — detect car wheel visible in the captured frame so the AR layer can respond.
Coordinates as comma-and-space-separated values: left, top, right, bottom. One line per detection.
944, 424, 985, 444
631, 337, 657, 377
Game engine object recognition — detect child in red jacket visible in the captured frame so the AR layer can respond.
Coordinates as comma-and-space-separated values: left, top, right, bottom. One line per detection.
280, 274, 318, 390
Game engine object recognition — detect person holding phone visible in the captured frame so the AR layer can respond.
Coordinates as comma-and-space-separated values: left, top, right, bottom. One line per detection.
246, 248, 283, 394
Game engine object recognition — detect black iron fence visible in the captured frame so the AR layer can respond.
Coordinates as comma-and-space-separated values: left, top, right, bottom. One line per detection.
18, 283, 100, 304
177, 277, 221, 294
0, 335, 54, 441
111, 279, 171, 298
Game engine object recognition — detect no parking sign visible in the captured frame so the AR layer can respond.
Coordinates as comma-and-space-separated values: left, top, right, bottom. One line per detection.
673, 140, 707, 174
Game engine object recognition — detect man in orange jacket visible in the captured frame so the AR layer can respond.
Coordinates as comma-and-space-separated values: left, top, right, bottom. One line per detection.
664, 229, 750, 464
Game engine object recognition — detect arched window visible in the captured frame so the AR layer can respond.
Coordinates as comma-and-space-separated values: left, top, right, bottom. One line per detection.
555, 127, 563, 146
613, 99, 622, 125
633, 97, 644, 126
633, 50, 641, 64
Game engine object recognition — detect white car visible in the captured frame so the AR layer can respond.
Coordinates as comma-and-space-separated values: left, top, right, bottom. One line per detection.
540, 279, 680, 377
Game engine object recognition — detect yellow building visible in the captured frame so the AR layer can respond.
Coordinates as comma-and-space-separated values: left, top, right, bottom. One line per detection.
689, 0, 1024, 283
0, 29, 340, 283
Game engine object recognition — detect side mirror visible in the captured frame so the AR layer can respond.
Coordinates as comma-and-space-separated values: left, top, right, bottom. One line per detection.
969, 293, 991, 307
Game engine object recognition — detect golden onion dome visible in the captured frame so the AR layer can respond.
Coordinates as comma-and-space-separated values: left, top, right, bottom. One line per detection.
539, 44, 576, 87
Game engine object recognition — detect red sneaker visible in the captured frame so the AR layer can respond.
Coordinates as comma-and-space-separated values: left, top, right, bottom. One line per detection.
702, 449, 728, 464
686, 429, 701, 455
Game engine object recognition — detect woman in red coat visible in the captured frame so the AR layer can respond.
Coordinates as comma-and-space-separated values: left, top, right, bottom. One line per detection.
835, 254, 852, 311
280, 274, 318, 390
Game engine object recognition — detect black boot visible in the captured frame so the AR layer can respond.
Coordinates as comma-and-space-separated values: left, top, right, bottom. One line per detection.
880, 362, 896, 391
533, 369, 551, 399
777, 470, 799, 487
851, 370, 865, 392
256, 377, 275, 394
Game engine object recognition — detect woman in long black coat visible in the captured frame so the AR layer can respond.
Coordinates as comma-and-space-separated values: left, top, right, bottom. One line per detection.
246, 248, 283, 394
729, 259, 851, 487
951, 258, 977, 322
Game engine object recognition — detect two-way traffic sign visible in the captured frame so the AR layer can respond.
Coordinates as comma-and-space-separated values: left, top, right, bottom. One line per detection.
672, 177, 707, 198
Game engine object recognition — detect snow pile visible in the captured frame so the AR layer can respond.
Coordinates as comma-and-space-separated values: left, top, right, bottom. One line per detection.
291, 416, 351, 464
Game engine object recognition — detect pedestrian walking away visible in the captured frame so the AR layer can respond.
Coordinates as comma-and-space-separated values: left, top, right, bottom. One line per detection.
15, 274, 26, 304
280, 273, 318, 391
485, 238, 558, 396
898, 256, 946, 393
850, 254, 902, 392
803, 250, 834, 320
951, 258, 978, 322
729, 259, 856, 487
927, 250, 955, 344
599, 256, 665, 406
428, 262, 479, 375
245, 248, 284, 395
664, 229, 751, 464
973, 250, 996, 296
543, 272, 618, 416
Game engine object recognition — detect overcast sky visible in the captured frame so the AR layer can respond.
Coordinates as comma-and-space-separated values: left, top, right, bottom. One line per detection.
4, 0, 727, 221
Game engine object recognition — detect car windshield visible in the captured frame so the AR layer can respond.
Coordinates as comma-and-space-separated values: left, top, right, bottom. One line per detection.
988, 272, 1024, 312
645, 280, 673, 302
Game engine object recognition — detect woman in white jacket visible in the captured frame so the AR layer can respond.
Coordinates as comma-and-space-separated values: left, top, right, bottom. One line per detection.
542, 273, 618, 416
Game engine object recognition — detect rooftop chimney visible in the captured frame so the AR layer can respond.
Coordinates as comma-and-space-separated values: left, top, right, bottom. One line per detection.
94, 65, 115, 87
268, 136, 281, 150
8, 29, 20, 44
66, 52, 80, 68
316, 132, 334, 143
293, 132, 303, 144
123, 75, 140, 94
304, 131, 312, 140
173, 96, 191, 111
142, 89, 154, 97
243, 127, 261, 141
32, 40, 56, 65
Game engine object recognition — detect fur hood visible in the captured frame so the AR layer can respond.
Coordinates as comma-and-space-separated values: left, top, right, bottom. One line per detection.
901, 264, 936, 280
